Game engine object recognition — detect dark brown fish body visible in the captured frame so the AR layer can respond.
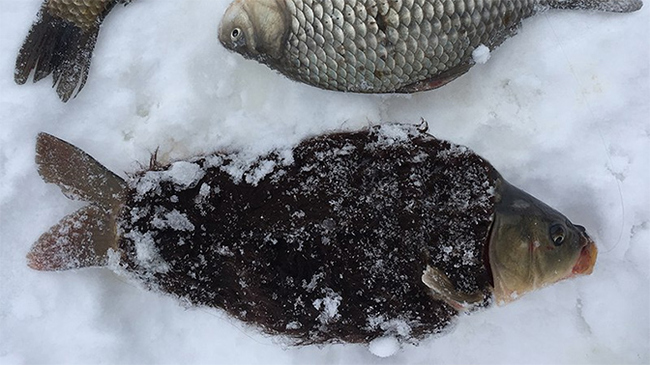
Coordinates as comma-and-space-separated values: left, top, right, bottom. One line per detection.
118, 124, 496, 343
29, 124, 597, 345
15, 0, 132, 101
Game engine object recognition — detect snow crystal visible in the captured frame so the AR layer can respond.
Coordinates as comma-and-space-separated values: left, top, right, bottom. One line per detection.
245, 159, 277, 185
219, 154, 258, 184
285, 321, 302, 330
198, 183, 210, 199
151, 209, 195, 231
472, 44, 491, 64
135, 171, 164, 196
303, 272, 324, 292
368, 336, 400, 357
313, 289, 342, 324
125, 231, 169, 273
106, 248, 122, 269
436, 145, 469, 160
373, 124, 411, 146
277, 148, 294, 165
167, 161, 205, 189
194, 182, 212, 207
366, 316, 413, 337
135, 161, 205, 196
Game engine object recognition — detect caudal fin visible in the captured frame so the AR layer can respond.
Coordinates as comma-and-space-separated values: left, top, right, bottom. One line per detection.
545, 0, 642, 12
28, 205, 117, 270
36, 132, 126, 208
29, 133, 127, 271
14, 0, 124, 101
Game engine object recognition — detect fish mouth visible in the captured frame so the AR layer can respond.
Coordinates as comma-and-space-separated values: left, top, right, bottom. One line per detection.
571, 235, 598, 276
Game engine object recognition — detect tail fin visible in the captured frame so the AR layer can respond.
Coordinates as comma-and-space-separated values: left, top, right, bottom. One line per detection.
35, 132, 126, 207
29, 133, 127, 271
545, 0, 642, 12
14, 1, 122, 102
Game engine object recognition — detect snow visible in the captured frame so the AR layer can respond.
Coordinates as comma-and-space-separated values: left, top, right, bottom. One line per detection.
151, 209, 195, 232
472, 44, 491, 64
368, 336, 401, 357
0, 0, 648, 364
313, 289, 343, 325
135, 161, 205, 195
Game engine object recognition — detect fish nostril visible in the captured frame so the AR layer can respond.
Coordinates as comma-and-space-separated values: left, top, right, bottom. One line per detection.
575, 225, 587, 233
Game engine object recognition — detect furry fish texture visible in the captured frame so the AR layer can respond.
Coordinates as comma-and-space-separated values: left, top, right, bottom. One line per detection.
219, 0, 642, 93
28, 124, 597, 345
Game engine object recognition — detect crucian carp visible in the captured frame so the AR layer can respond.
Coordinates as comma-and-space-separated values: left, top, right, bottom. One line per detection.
28, 123, 597, 345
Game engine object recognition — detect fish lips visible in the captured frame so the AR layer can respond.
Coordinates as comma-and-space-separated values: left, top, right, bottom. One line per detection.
571, 230, 598, 276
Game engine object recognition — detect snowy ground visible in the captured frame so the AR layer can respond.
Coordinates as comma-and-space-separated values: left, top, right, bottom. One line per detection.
0, 0, 648, 364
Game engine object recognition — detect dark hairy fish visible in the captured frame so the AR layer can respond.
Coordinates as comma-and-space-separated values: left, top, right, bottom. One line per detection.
219, 0, 642, 93
14, 0, 133, 102
28, 124, 597, 345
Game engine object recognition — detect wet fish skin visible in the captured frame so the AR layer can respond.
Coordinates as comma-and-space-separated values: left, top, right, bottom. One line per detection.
219, 0, 643, 93
27, 124, 596, 344
15, 0, 132, 102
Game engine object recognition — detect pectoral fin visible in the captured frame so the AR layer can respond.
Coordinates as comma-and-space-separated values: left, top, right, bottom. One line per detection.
421, 265, 484, 312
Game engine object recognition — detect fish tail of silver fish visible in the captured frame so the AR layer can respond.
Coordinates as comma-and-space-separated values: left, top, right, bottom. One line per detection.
27, 133, 127, 271
541, 0, 643, 12
14, 0, 131, 102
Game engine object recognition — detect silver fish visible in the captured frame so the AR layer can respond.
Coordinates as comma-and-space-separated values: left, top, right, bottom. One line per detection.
219, 0, 642, 93
28, 123, 597, 344
15, 0, 133, 102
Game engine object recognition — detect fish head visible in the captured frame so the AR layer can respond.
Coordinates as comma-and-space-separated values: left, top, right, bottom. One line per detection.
219, 0, 288, 61
488, 180, 597, 305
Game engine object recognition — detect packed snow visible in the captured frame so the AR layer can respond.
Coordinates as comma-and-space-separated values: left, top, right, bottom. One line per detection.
0, 0, 648, 364
472, 44, 492, 65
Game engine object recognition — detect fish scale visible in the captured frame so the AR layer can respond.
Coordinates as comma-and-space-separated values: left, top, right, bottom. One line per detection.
47, 0, 113, 31
278, 0, 535, 92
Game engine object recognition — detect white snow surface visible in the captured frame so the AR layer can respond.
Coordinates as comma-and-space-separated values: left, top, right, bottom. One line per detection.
368, 336, 401, 358
0, 1, 648, 364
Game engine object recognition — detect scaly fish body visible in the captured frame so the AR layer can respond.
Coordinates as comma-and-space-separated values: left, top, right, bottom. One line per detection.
28, 124, 597, 345
219, 0, 643, 92
46, 0, 115, 31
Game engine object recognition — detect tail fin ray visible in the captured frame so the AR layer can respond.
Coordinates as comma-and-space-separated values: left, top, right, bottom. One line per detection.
15, 7, 100, 102
27, 205, 116, 271
30, 133, 126, 271
36, 132, 126, 209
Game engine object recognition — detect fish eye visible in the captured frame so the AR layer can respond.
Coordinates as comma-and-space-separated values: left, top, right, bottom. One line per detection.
549, 223, 566, 246
231, 28, 242, 41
